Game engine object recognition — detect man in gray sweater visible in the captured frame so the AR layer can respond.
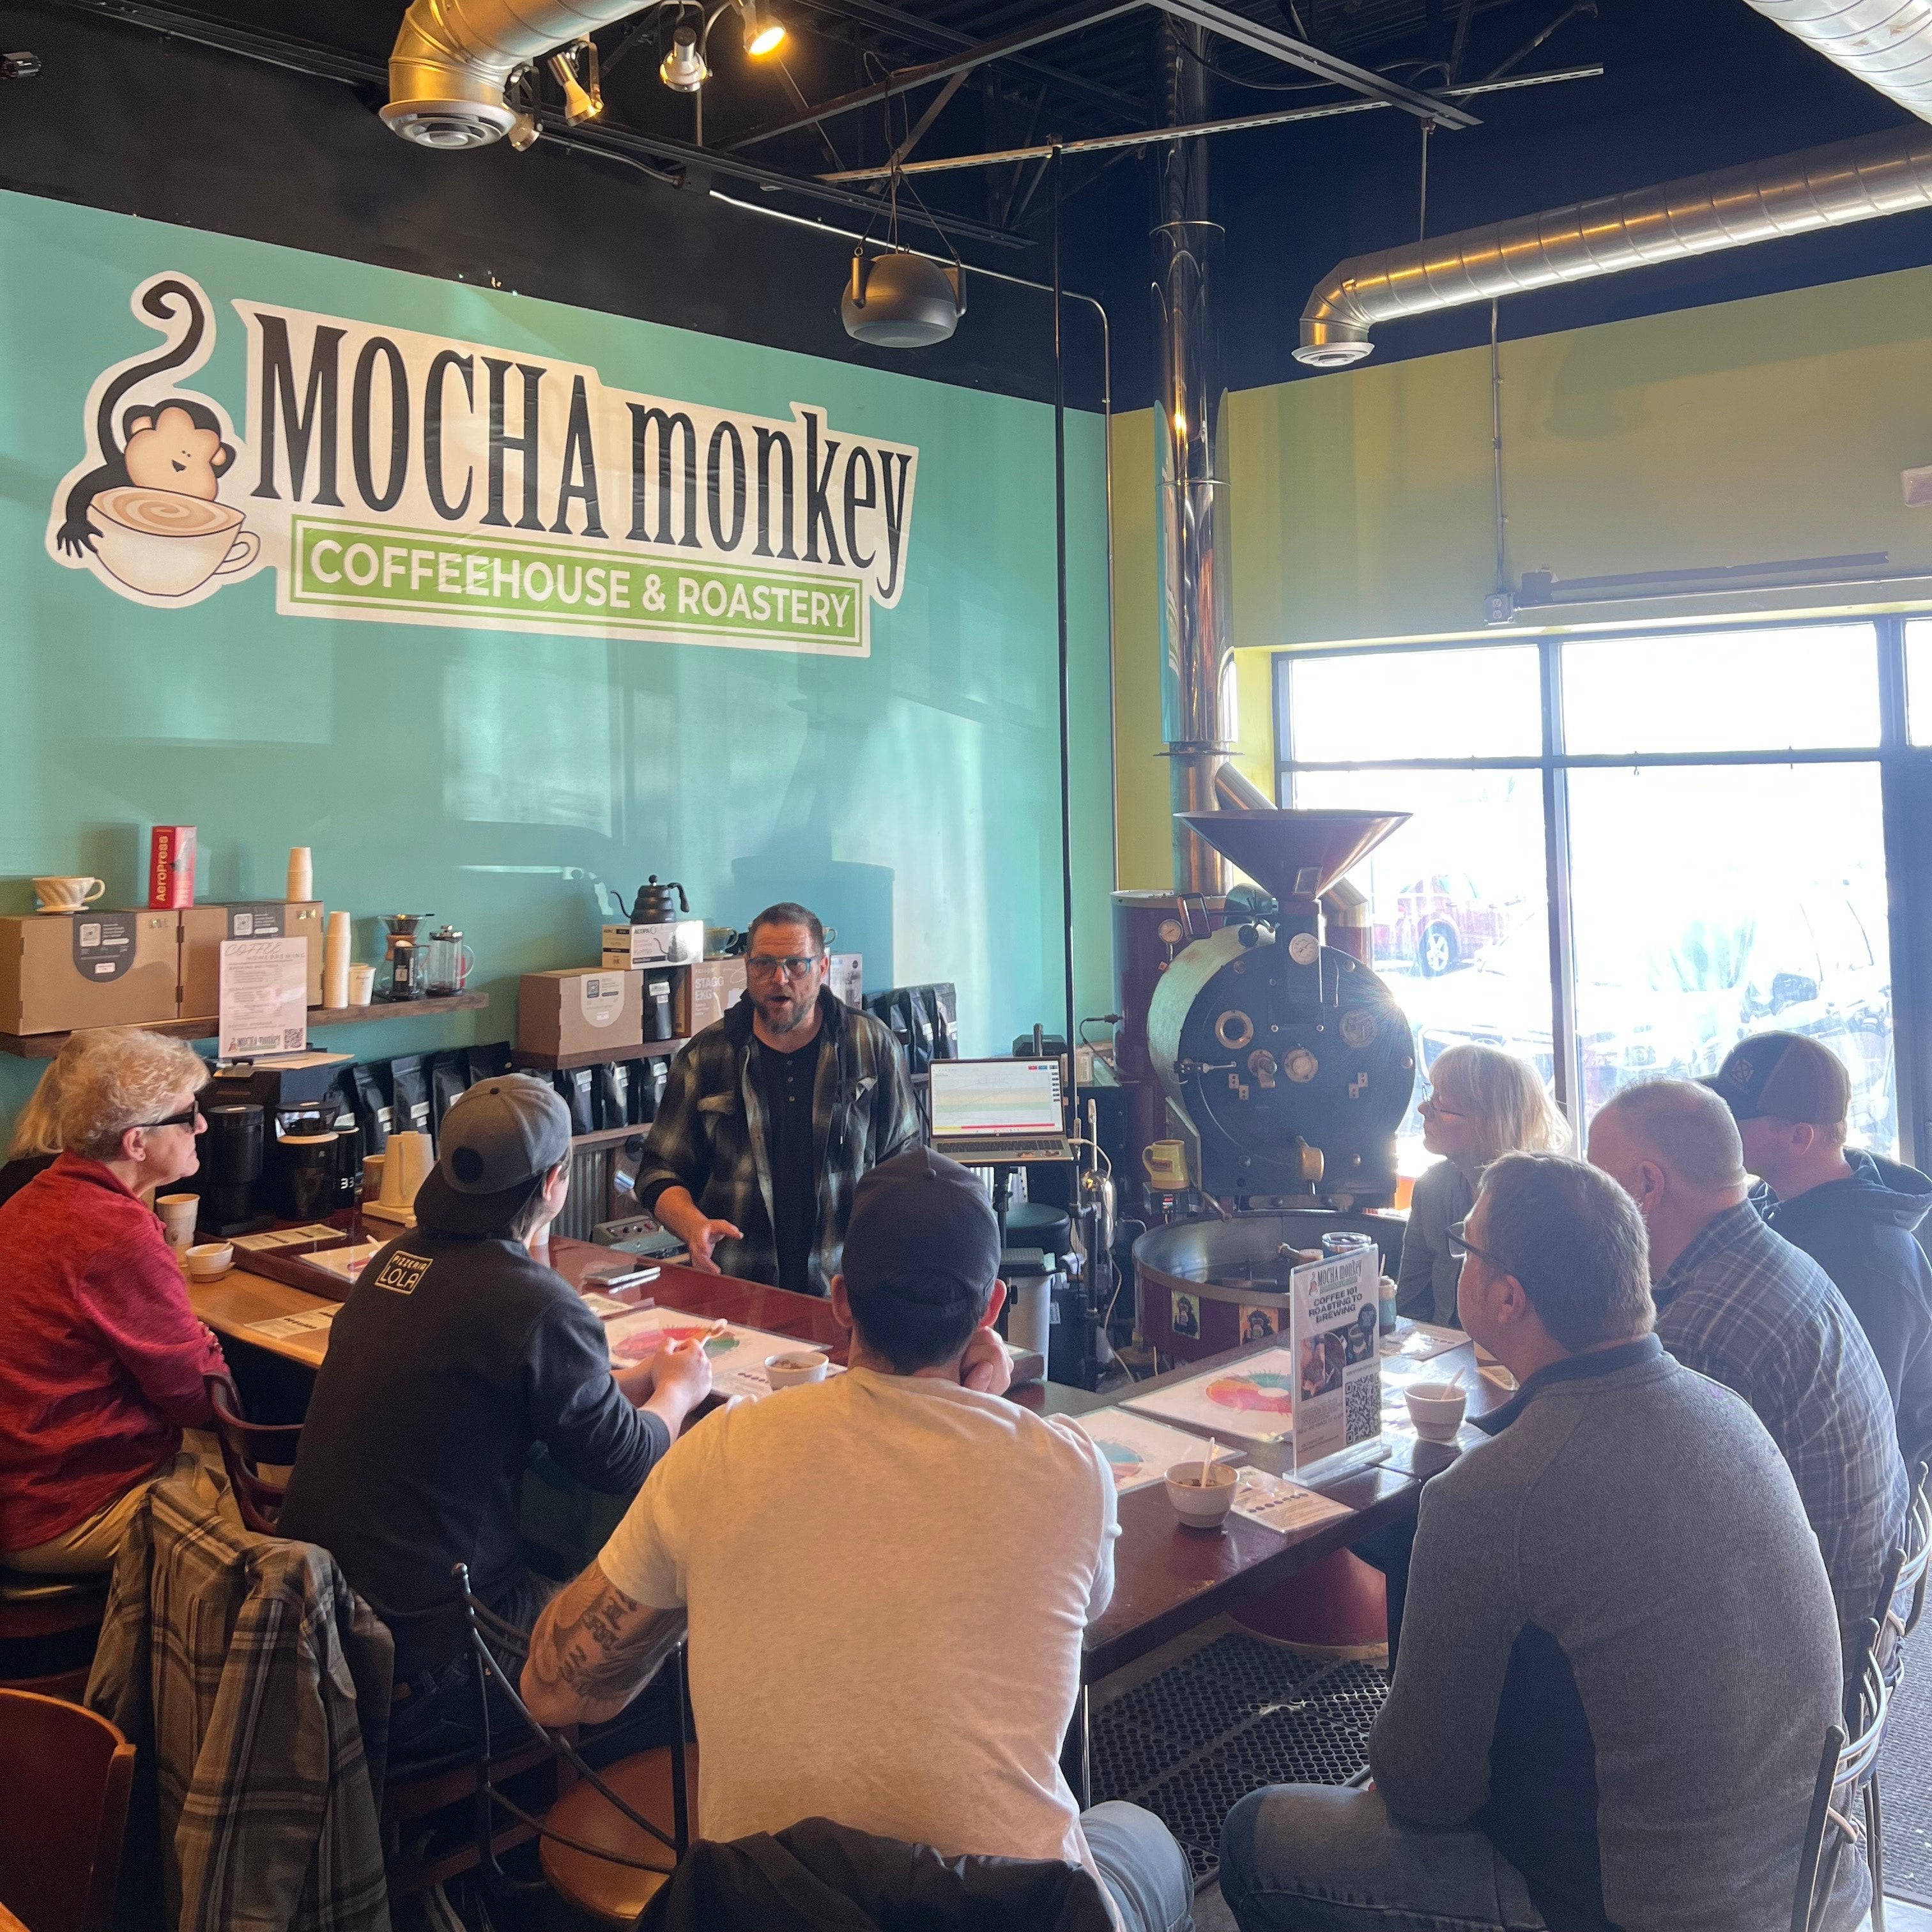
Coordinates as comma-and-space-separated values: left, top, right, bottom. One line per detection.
1219, 1153, 1862, 1932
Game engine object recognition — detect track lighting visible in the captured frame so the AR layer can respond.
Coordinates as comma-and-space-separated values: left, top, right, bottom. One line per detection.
547, 40, 602, 123
740, 0, 786, 57
659, 24, 708, 91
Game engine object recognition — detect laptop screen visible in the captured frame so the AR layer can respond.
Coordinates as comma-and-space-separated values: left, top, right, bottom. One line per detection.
928, 1059, 1062, 1138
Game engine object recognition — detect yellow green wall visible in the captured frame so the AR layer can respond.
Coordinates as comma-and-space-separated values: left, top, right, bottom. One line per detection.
1114, 259, 1932, 887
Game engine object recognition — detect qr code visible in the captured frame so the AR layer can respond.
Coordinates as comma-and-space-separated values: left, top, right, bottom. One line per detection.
1344, 1374, 1380, 1445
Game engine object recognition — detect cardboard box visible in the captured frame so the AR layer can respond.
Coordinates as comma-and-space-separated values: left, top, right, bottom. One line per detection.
520, 969, 644, 1059
601, 919, 703, 969
180, 902, 325, 1022
829, 953, 863, 1009
148, 826, 197, 908
688, 957, 748, 1033
0, 911, 181, 1035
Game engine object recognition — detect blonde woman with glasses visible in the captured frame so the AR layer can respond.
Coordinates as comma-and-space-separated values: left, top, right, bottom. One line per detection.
1396, 1043, 1569, 1328
0, 1028, 231, 1573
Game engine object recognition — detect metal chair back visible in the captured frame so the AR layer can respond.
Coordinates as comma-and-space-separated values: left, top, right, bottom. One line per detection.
1792, 1625, 1889, 1932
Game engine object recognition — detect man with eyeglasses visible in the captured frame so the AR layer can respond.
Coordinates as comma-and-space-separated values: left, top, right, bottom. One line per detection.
636, 901, 923, 1301
0, 1028, 233, 1574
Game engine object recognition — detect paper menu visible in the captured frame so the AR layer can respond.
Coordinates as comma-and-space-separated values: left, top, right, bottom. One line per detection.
1381, 1320, 1466, 1364
1230, 1468, 1353, 1536
1287, 1246, 1381, 1474
303, 1239, 385, 1283
1122, 1346, 1301, 1444
218, 935, 309, 1060
1072, 1408, 1241, 1494
604, 1306, 828, 1402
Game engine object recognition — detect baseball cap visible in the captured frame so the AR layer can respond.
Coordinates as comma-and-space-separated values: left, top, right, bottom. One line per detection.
841, 1146, 1002, 1310
1703, 1032, 1851, 1128
414, 1075, 572, 1235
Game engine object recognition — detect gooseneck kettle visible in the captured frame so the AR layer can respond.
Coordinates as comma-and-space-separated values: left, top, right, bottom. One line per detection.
629, 876, 689, 923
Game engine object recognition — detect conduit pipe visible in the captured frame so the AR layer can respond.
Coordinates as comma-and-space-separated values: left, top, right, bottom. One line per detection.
1293, 121, 1932, 366
384, 0, 649, 148
1742, 0, 1932, 127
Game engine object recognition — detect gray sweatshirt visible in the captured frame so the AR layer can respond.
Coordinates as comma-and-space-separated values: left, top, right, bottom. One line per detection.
1370, 1336, 1863, 1932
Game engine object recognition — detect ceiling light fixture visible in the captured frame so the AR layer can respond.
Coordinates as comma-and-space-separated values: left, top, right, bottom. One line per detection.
659, 24, 709, 92
547, 38, 604, 123
740, 0, 786, 57
841, 157, 966, 349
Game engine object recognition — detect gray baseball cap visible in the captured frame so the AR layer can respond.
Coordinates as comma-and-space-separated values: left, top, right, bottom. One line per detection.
415, 1075, 571, 1236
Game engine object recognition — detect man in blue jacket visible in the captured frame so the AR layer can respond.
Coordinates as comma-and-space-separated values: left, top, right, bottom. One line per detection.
1707, 1031, 1932, 1475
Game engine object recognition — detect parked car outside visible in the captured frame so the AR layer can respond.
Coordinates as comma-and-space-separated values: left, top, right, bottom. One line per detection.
1372, 871, 1521, 978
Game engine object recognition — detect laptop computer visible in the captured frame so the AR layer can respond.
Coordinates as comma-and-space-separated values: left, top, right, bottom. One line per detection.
927, 1057, 1075, 1164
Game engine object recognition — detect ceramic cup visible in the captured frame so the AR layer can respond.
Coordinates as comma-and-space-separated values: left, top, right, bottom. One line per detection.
185, 1241, 234, 1282
1165, 1460, 1238, 1529
156, 1192, 201, 1250
89, 487, 259, 599
33, 875, 105, 914
765, 1350, 829, 1390
1406, 1382, 1468, 1443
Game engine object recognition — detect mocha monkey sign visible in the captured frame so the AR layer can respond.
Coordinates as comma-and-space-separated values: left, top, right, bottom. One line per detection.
47, 270, 920, 656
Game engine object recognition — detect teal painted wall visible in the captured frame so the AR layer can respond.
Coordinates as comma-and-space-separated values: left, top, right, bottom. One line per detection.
0, 191, 1114, 1132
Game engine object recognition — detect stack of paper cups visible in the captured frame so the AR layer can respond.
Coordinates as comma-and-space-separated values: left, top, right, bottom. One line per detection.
322, 910, 351, 1009
288, 846, 313, 903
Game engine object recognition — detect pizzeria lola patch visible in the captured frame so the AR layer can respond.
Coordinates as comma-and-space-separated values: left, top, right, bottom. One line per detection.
46, 271, 919, 655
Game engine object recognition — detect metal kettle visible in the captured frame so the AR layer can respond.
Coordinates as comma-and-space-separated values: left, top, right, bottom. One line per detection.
629, 875, 689, 923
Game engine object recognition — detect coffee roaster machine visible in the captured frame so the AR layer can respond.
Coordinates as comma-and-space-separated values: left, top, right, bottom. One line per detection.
1114, 804, 1418, 1364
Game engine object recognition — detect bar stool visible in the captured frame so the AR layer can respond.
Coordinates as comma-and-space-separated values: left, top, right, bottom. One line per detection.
0, 1570, 109, 1701
0, 1689, 135, 1932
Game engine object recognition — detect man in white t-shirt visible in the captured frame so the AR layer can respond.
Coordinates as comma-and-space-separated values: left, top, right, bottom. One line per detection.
521, 1146, 1193, 1932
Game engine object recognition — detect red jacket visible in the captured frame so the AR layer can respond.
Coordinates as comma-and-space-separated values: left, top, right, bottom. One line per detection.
0, 1152, 227, 1551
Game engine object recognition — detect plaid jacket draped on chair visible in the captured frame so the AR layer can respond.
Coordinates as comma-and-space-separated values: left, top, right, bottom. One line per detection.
85, 1475, 395, 1932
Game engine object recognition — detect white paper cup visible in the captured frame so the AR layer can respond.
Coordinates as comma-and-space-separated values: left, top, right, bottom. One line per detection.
765, 1350, 829, 1390
157, 1192, 200, 1250
346, 963, 375, 1006
185, 1241, 234, 1282
1406, 1382, 1468, 1442
1165, 1460, 1237, 1528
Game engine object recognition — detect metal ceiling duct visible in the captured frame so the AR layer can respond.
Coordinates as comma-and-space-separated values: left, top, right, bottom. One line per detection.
1742, 0, 1932, 126
1294, 123, 1932, 367
384, 0, 646, 148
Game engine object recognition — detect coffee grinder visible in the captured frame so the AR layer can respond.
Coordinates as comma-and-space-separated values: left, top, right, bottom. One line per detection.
197, 1102, 270, 1238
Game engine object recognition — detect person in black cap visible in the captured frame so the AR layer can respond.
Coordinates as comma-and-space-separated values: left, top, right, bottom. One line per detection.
519, 1148, 1195, 1932
279, 1075, 712, 1768
1706, 1031, 1932, 1473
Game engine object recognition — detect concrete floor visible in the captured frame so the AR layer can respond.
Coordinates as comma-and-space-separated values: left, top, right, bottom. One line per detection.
1190, 1886, 1932, 1930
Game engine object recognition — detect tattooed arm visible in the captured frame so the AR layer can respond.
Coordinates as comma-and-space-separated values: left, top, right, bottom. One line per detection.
520, 1561, 687, 1727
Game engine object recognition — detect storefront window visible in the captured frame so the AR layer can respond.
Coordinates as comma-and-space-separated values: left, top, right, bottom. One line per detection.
1276, 620, 1901, 1165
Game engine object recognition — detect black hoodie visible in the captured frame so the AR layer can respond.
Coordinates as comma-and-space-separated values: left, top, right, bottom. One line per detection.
1763, 1149, 1932, 1475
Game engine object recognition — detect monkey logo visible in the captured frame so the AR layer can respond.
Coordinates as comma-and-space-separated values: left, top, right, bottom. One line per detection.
46, 272, 261, 606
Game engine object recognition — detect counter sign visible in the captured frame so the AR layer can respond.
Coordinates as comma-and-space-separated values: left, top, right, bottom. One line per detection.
45, 271, 919, 659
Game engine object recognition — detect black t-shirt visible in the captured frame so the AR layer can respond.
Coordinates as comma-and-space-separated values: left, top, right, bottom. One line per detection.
277, 1225, 668, 1677
758, 1032, 825, 1298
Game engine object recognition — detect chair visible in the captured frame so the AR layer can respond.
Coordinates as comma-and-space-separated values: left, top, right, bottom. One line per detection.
0, 1570, 108, 1701
1791, 1627, 1889, 1932
0, 1690, 135, 1932
431, 1565, 694, 1925
204, 1375, 303, 1535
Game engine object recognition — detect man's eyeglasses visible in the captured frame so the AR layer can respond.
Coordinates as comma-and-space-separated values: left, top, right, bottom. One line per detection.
135, 1104, 204, 1132
1445, 1218, 1501, 1268
746, 954, 822, 980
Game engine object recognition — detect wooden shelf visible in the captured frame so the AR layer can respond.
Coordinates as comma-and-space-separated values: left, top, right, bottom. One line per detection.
512, 1038, 687, 1073
0, 991, 491, 1061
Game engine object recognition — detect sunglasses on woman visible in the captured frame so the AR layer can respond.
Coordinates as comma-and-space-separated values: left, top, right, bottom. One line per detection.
134, 1104, 204, 1132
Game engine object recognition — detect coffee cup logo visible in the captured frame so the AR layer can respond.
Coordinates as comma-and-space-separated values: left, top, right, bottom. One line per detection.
45, 272, 261, 609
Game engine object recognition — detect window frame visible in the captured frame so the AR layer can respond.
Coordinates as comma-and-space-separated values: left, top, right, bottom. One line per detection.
1271, 614, 1923, 1166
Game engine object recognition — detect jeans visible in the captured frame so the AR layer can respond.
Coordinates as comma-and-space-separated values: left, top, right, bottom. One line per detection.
1084, 1800, 1195, 1932
1217, 1786, 1545, 1932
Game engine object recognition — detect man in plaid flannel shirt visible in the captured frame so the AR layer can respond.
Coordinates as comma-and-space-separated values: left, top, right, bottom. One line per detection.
638, 902, 921, 1297
1590, 1078, 1908, 1674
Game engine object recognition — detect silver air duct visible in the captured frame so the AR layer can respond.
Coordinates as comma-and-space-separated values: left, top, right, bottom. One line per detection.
1153, 19, 1234, 894
385, 0, 644, 148
1743, 0, 1932, 126
1294, 123, 1932, 367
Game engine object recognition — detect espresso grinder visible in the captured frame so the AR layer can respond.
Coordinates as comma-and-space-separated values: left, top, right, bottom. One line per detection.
378, 914, 433, 1001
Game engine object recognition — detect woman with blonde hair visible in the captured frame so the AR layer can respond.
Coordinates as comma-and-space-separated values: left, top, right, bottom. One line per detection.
0, 1027, 230, 1573
1395, 1042, 1569, 1327
0, 1032, 106, 1209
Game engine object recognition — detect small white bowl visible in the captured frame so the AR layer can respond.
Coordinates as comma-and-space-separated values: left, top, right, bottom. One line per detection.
765, 1349, 829, 1390
1165, 1460, 1238, 1528
185, 1241, 234, 1282
1406, 1381, 1468, 1442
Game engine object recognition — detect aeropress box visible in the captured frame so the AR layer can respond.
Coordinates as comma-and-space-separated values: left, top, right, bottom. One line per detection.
0, 911, 180, 1034
520, 969, 644, 1059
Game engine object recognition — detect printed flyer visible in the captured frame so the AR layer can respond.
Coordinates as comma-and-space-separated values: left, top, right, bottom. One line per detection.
1289, 1245, 1383, 1475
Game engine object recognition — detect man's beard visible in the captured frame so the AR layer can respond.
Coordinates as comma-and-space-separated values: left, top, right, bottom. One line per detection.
756, 990, 814, 1036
